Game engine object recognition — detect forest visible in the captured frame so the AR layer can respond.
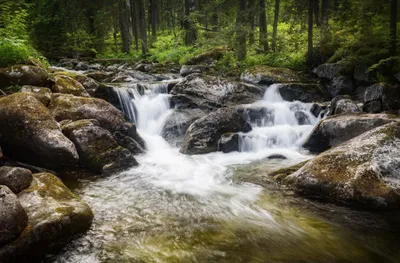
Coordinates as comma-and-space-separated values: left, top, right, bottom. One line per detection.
1, 0, 399, 73
1, 0, 400, 262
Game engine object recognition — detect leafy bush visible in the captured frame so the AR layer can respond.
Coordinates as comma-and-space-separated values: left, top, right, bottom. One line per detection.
0, 38, 31, 67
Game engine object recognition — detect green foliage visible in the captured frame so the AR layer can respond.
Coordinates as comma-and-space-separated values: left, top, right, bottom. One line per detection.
0, 38, 31, 67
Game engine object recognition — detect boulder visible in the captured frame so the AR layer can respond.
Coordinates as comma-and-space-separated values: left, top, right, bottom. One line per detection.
295, 111, 311, 125
0, 65, 48, 89
170, 74, 264, 112
0, 186, 28, 247
49, 74, 90, 97
0, 173, 93, 261
327, 75, 355, 97
73, 74, 100, 96
354, 63, 373, 84
313, 63, 347, 80
218, 133, 240, 153
363, 101, 383, 113
0, 93, 79, 170
180, 108, 252, 155
329, 95, 352, 115
49, 94, 126, 132
93, 84, 122, 111
363, 83, 400, 113
284, 122, 400, 210
20, 86, 52, 106
86, 71, 113, 82
161, 109, 206, 145
241, 65, 302, 85
334, 99, 360, 115
74, 61, 89, 71
0, 167, 33, 194
276, 83, 332, 103
303, 113, 396, 153
62, 120, 138, 173
180, 65, 207, 77
113, 131, 145, 155
114, 122, 146, 150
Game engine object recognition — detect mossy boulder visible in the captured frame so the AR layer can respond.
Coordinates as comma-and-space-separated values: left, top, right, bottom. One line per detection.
20, 86, 52, 106
0, 173, 93, 262
62, 120, 138, 173
276, 83, 332, 103
0, 167, 33, 194
180, 108, 252, 155
171, 74, 264, 112
49, 94, 126, 131
241, 65, 303, 85
52, 71, 100, 96
0, 93, 79, 170
334, 99, 361, 115
303, 113, 396, 153
186, 46, 233, 65
284, 122, 400, 210
49, 74, 90, 97
0, 65, 48, 89
0, 185, 28, 247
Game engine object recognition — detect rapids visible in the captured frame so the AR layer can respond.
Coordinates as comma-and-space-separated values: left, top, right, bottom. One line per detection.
49, 76, 400, 263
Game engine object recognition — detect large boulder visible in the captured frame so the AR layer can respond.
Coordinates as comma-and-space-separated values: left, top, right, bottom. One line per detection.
62, 120, 138, 173
161, 109, 206, 145
363, 83, 400, 113
334, 99, 361, 115
74, 74, 100, 96
0, 93, 79, 170
303, 113, 396, 153
241, 65, 302, 85
0, 186, 28, 247
20, 86, 52, 106
180, 108, 252, 155
170, 74, 264, 112
49, 94, 126, 131
218, 133, 240, 153
0, 173, 93, 261
49, 74, 90, 97
284, 122, 400, 210
275, 83, 332, 103
313, 63, 347, 80
327, 75, 355, 97
180, 65, 207, 77
0, 65, 48, 89
0, 167, 33, 194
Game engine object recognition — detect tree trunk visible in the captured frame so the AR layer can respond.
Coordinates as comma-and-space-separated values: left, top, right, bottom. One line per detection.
259, 0, 268, 52
307, 0, 314, 64
313, 0, 320, 26
321, 0, 329, 26
272, 0, 280, 52
236, 0, 247, 60
390, 0, 398, 56
151, 0, 158, 43
248, 0, 255, 45
119, 0, 132, 53
184, 0, 197, 45
130, 0, 139, 51
136, 0, 148, 53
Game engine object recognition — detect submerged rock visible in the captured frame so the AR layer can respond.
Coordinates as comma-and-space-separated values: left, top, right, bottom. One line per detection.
171, 74, 264, 112
180, 108, 252, 155
303, 114, 396, 153
49, 94, 126, 131
0, 185, 28, 247
277, 83, 331, 103
20, 86, 52, 106
285, 122, 400, 210
161, 109, 206, 145
295, 111, 311, 125
0, 173, 93, 261
0, 167, 33, 194
0, 93, 79, 170
241, 65, 302, 85
0, 65, 48, 89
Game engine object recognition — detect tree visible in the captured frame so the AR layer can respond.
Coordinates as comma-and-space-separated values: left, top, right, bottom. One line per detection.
307, 0, 314, 64
119, 0, 132, 53
136, 0, 148, 53
184, 0, 197, 45
321, 0, 329, 26
259, 0, 268, 52
272, 0, 280, 52
390, 0, 398, 56
236, 0, 247, 60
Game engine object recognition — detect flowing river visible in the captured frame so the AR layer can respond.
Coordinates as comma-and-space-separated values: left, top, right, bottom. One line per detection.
49, 75, 400, 263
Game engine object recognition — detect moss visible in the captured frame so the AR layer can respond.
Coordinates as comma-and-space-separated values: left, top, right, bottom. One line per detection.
268, 161, 309, 182
33, 173, 80, 201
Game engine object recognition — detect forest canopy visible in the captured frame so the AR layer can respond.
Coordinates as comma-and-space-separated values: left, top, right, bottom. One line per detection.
0, 0, 399, 73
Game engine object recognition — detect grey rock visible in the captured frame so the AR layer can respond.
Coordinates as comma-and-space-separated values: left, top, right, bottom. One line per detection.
241, 65, 302, 85
313, 63, 347, 80
363, 101, 382, 113
277, 83, 332, 103
218, 133, 240, 153
328, 75, 355, 97
295, 111, 311, 125
20, 86, 52, 106
0, 65, 48, 89
0, 167, 32, 194
334, 99, 360, 115
180, 65, 206, 77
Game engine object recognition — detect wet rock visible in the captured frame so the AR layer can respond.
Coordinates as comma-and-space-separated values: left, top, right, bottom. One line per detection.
313, 63, 347, 80
162, 109, 206, 145
63, 121, 138, 173
180, 65, 207, 77
277, 83, 332, 103
295, 111, 311, 125
86, 71, 113, 82
73, 74, 100, 96
181, 108, 252, 155
49, 94, 126, 132
74, 61, 89, 71
267, 154, 287, 160
0, 185, 28, 247
0, 167, 33, 194
284, 122, 400, 210
170, 74, 264, 112
20, 86, 52, 106
115, 122, 146, 150
334, 99, 360, 115
328, 75, 355, 97
218, 133, 240, 153
0, 93, 79, 170
241, 65, 302, 85
0, 173, 93, 262
113, 131, 145, 155
49, 74, 90, 97
0, 65, 48, 89
363, 101, 383, 113
310, 103, 327, 118
303, 113, 396, 153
